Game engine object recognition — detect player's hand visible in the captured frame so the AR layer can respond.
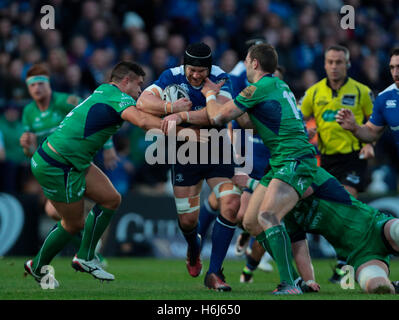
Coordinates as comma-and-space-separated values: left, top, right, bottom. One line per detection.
161, 113, 183, 135
305, 280, 320, 292
359, 143, 375, 160
232, 173, 250, 189
20, 132, 36, 148
201, 78, 225, 97
335, 108, 357, 132
173, 97, 192, 113
103, 147, 120, 170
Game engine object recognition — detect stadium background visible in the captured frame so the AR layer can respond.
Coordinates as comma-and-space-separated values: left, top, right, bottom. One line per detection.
1, 0, 399, 259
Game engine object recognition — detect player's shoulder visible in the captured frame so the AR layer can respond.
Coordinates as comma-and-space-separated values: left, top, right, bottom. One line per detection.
210, 65, 229, 79
377, 83, 399, 97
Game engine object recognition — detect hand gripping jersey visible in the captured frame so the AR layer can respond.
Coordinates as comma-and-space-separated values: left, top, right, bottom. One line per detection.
369, 83, 399, 155
22, 92, 82, 146
147, 64, 233, 116
47, 84, 136, 171
234, 74, 316, 168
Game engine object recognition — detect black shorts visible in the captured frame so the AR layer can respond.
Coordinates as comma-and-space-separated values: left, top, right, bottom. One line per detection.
320, 151, 368, 192
171, 162, 236, 186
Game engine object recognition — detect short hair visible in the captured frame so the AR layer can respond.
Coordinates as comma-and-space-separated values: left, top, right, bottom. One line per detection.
390, 47, 399, 58
248, 43, 278, 73
109, 61, 145, 82
325, 45, 350, 62
26, 63, 50, 78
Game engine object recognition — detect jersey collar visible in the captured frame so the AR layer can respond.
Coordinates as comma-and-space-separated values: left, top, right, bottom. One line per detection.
326, 76, 349, 97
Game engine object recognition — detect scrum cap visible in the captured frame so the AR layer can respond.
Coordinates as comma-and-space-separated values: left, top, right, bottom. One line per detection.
184, 42, 212, 73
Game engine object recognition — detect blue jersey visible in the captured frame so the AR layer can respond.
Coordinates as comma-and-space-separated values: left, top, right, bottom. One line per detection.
144, 64, 236, 186
369, 83, 399, 155
229, 61, 271, 179
149, 64, 233, 114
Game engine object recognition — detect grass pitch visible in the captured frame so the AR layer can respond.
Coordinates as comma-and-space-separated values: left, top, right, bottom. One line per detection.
1, 257, 399, 300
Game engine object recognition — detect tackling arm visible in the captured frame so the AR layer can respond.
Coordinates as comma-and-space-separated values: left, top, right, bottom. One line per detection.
292, 239, 316, 283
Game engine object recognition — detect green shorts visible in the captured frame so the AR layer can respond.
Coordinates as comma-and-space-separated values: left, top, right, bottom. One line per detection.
260, 156, 318, 197
348, 212, 395, 272
31, 142, 86, 203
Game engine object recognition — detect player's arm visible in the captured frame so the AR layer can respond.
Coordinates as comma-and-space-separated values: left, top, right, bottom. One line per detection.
20, 132, 37, 157
336, 108, 385, 143
136, 85, 192, 117
235, 113, 256, 130
298, 88, 314, 121
292, 239, 321, 292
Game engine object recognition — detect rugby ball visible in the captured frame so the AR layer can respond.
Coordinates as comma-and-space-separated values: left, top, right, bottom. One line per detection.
162, 84, 189, 102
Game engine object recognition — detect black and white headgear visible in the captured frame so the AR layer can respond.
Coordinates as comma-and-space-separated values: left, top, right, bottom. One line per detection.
183, 42, 212, 73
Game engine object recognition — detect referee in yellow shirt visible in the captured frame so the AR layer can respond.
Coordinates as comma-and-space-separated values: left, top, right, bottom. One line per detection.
300, 45, 375, 283
300, 45, 374, 198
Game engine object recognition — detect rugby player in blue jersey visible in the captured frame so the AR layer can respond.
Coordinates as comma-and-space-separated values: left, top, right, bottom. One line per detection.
137, 43, 241, 291
337, 48, 399, 154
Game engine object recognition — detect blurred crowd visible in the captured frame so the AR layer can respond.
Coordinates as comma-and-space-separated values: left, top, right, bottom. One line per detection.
1, 0, 399, 198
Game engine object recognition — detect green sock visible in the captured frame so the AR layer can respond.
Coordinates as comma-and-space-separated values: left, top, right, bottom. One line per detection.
32, 221, 73, 275
257, 225, 297, 285
77, 204, 114, 261
70, 232, 82, 250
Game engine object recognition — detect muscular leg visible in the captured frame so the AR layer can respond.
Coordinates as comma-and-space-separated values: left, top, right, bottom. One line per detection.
206, 177, 241, 275
256, 179, 301, 286
174, 181, 203, 277
77, 163, 121, 261
356, 260, 394, 294
198, 192, 219, 240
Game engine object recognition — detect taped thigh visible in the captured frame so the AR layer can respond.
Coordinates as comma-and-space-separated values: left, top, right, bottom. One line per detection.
212, 181, 241, 199
357, 264, 388, 291
175, 195, 200, 215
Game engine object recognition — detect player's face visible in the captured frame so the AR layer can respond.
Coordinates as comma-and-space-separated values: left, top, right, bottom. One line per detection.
389, 55, 399, 87
28, 81, 51, 101
324, 50, 347, 82
185, 65, 209, 87
126, 75, 144, 99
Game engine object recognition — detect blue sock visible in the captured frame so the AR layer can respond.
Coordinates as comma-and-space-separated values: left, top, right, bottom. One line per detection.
179, 222, 201, 260
198, 198, 219, 241
246, 254, 260, 272
208, 215, 236, 274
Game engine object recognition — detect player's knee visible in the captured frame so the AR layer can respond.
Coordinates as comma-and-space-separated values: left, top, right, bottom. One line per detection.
62, 218, 85, 234
364, 277, 394, 294
207, 192, 218, 211
242, 216, 261, 236
102, 191, 121, 211
358, 265, 393, 294
258, 211, 279, 229
220, 195, 241, 222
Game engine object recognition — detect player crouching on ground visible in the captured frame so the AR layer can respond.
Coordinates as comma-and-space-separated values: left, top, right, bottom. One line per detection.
233, 167, 399, 294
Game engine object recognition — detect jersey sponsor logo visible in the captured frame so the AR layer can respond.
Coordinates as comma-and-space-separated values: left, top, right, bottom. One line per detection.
386, 100, 397, 108
341, 94, 356, 107
240, 85, 257, 99
321, 109, 338, 122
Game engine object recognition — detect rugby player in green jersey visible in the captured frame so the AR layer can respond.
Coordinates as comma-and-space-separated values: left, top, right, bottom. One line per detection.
162, 43, 318, 294
20, 64, 116, 267
235, 167, 399, 294
20, 64, 118, 219
23, 61, 183, 286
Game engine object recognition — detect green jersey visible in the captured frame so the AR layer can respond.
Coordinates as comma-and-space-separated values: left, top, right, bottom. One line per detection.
284, 167, 394, 270
22, 92, 81, 145
47, 84, 136, 171
234, 75, 315, 167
